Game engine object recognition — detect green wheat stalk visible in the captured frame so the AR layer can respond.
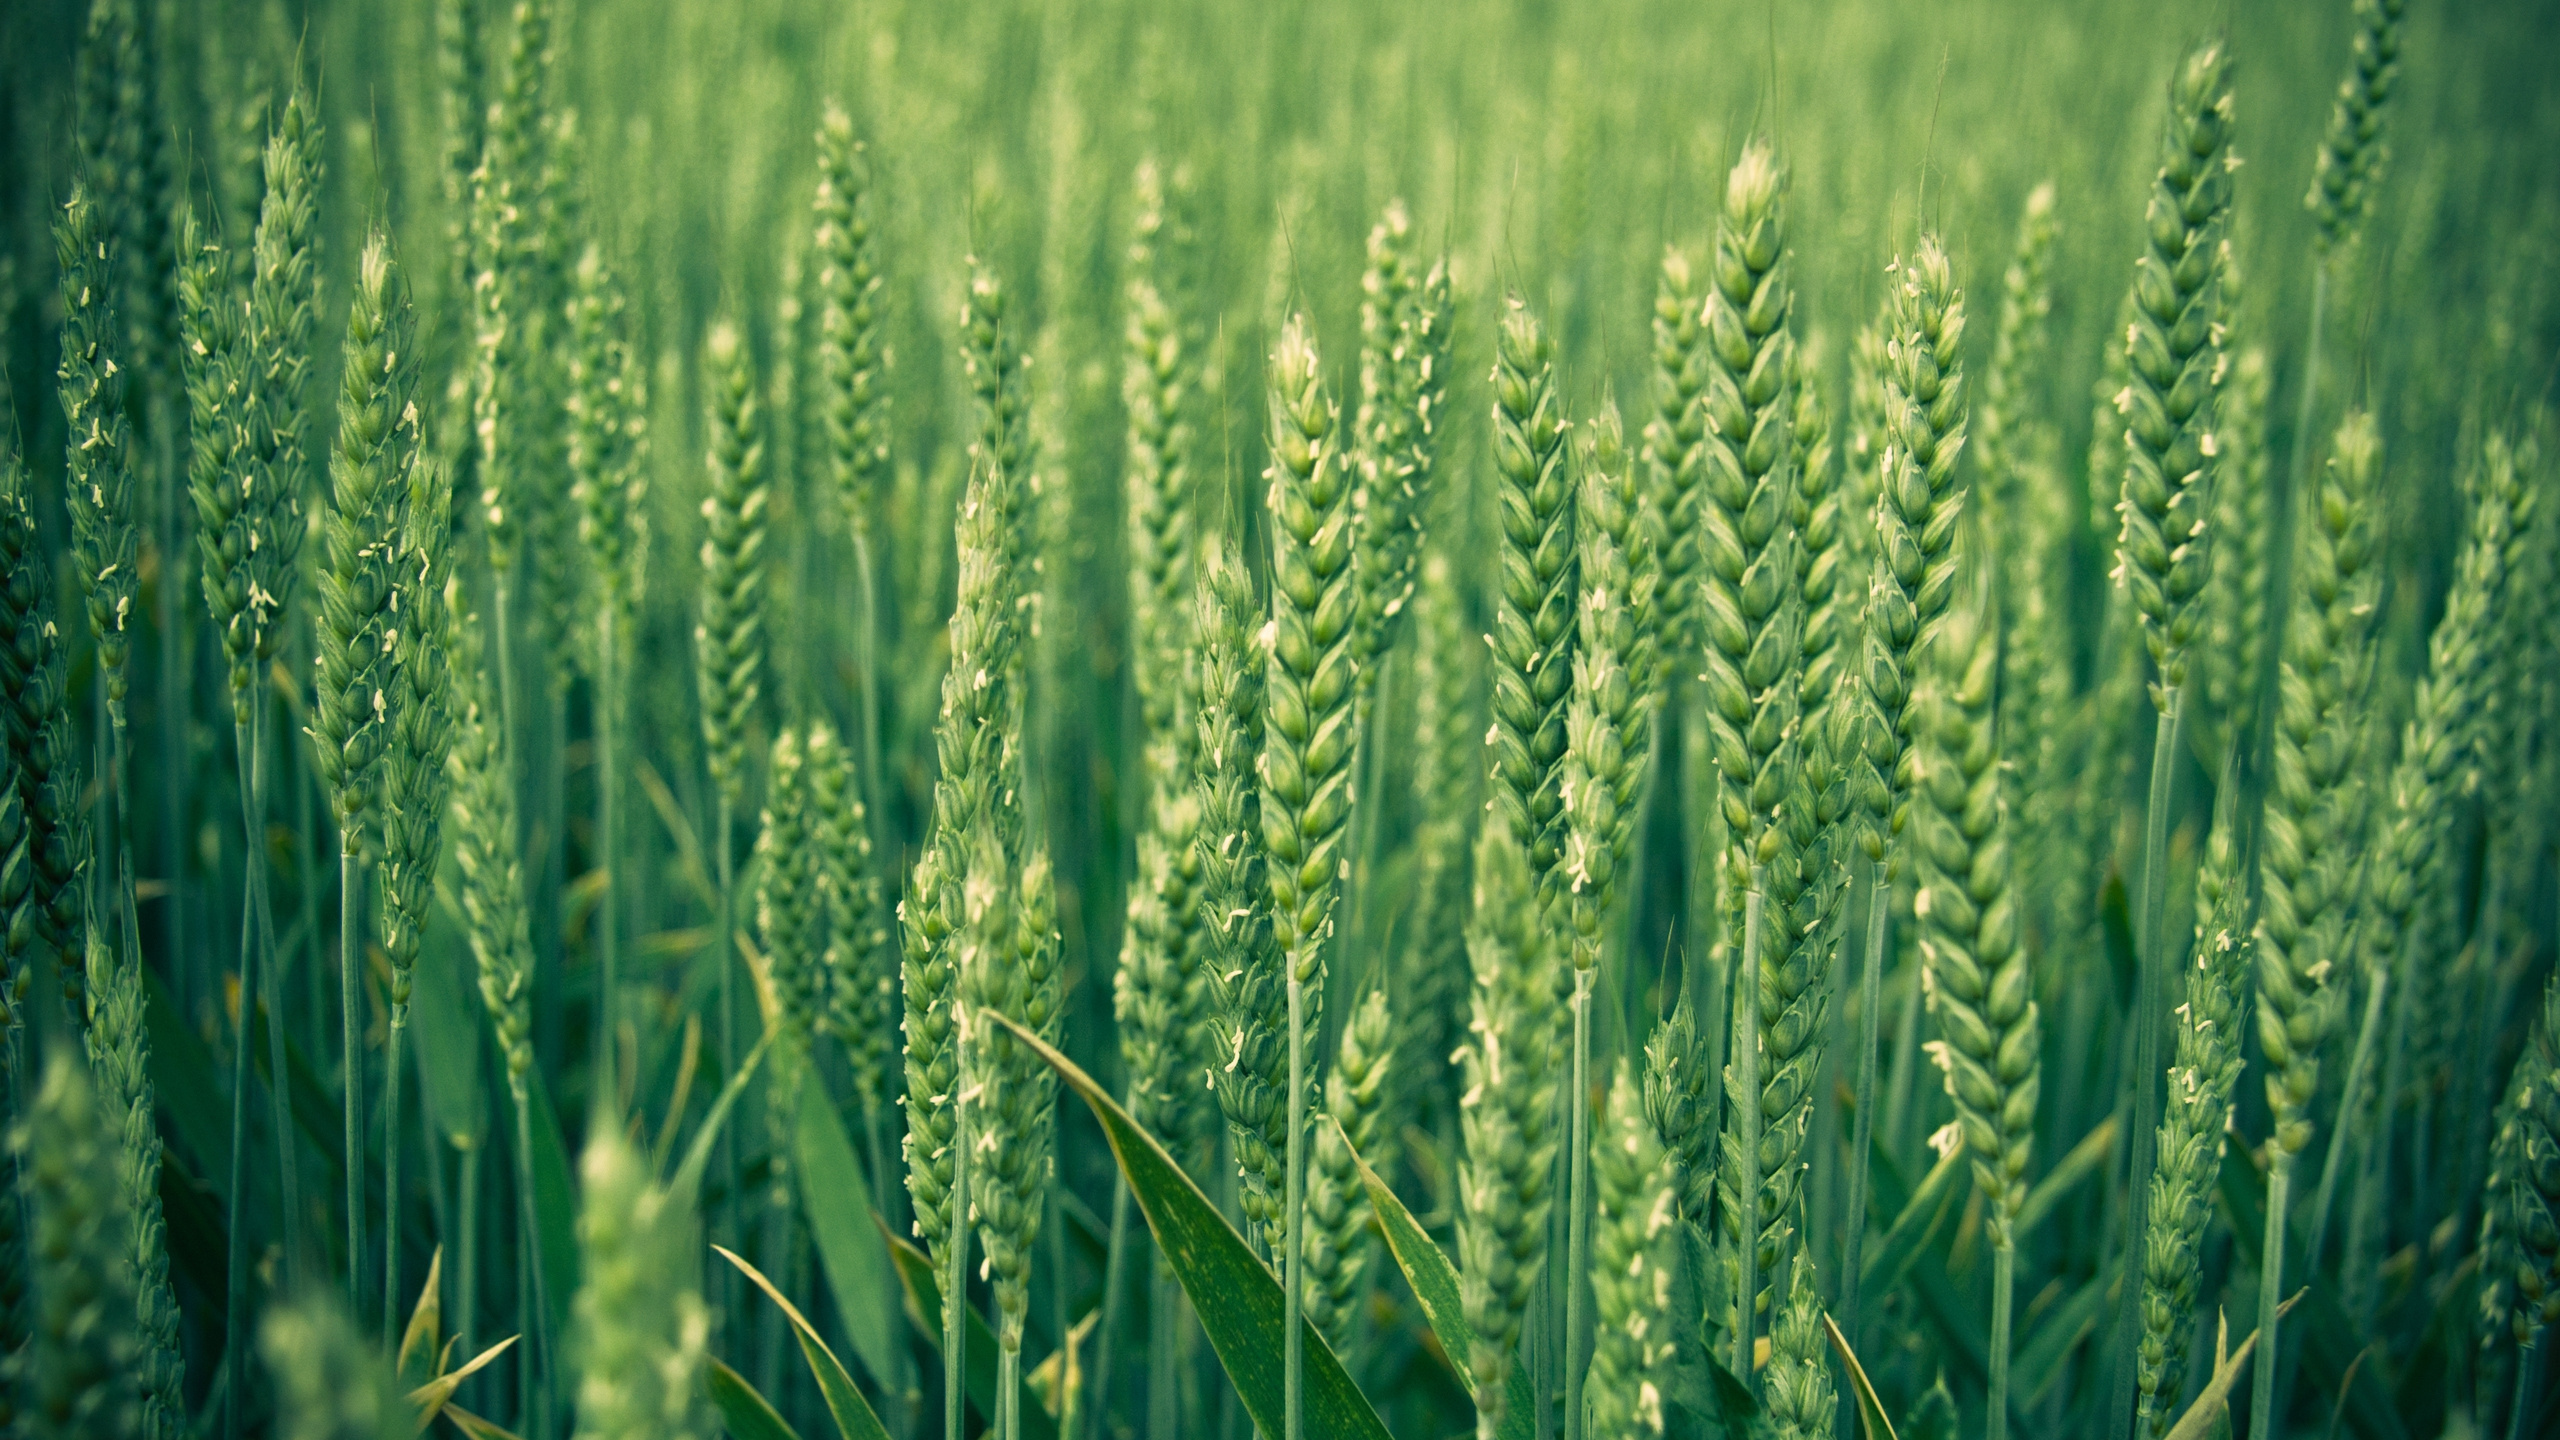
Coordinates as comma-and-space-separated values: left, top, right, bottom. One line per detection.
2250, 413, 2386, 1440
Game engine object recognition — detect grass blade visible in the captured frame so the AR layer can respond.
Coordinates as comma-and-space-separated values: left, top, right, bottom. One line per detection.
1342, 1119, 1533, 1440
980, 1009, 1394, 1440
1821, 1313, 1900, 1440
796, 1088, 908, 1399
717, 1244, 895, 1440
710, 1356, 807, 1440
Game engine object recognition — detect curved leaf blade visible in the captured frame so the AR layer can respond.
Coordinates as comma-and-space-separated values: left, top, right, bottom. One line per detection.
981, 1010, 1393, 1440
795, 1090, 908, 1401
1342, 1118, 1532, 1440
717, 1244, 895, 1440
709, 1357, 805, 1440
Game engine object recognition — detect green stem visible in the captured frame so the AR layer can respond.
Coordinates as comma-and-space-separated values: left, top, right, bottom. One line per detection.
1565, 967, 1593, 1440
225, 725, 258, 1440
1091, 1177, 1130, 1440
597, 608, 619, 1078
1732, 869, 1767, 1388
385, 1008, 408, 1347
1989, 1235, 2015, 1440
514, 1087, 553, 1440
457, 1139, 479, 1404
1000, 1344, 1022, 1440
2511, 1340, 2543, 1440
945, 1016, 971, 1440
1286, 974, 1307, 1440
2309, 963, 2389, 1278
850, 526, 889, 876
716, 793, 738, 1342
2113, 695, 2180, 1440
2251, 1150, 2293, 1440
343, 846, 366, 1315
1839, 854, 1887, 1352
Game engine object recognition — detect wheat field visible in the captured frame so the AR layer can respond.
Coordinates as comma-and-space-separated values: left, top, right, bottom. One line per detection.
2, 1, 2558, 1438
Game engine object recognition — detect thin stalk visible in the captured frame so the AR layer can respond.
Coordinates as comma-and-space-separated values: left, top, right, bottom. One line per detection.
513, 1089, 553, 1440
1989, 1237, 2015, 1440
944, 1027, 970, 1440
1565, 967, 1594, 1440
2310, 962, 2389, 1274
2345, 963, 2412, 1317
1840, 855, 1887, 1351
342, 846, 365, 1313
716, 794, 737, 1326
596, 608, 619, 1072
157, 424, 187, 1016
249, 703, 299, 1283
385, 1003, 408, 1345
1000, 1349, 1022, 1440
2291, 270, 2329, 554
1091, 1179, 1130, 1440
1286, 975, 1307, 1440
2511, 1342, 2544, 1440
851, 529, 885, 842
457, 1140, 480, 1403
2113, 693, 2181, 1440
2250, 1152, 2293, 1440
1732, 870, 1767, 1387
225, 731, 258, 1440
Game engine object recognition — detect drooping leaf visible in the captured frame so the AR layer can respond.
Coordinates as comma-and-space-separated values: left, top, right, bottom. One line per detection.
405, 1335, 518, 1428
708, 1357, 806, 1440
2161, 1294, 2299, 1440
399, 1248, 445, 1389
1343, 1119, 1532, 1440
1823, 1313, 1899, 1440
981, 1010, 1394, 1440
718, 1245, 895, 1440
796, 1088, 909, 1403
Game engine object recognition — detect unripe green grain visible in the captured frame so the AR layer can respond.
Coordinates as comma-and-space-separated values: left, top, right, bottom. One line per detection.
1124, 158, 1199, 763
1587, 1062, 1679, 1439
568, 241, 649, 636
1195, 542, 1289, 1251
241, 84, 322, 673
312, 232, 418, 849
1304, 989, 1391, 1350
2137, 801, 2252, 1437
759, 727, 831, 1060
1261, 315, 1357, 997
1457, 816, 1561, 1440
259, 1293, 405, 1440
571, 1122, 715, 1440
1856, 236, 1969, 858
805, 726, 892, 1109
1486, 300, 1577, 887
448, 613, 537, 1098
1562, 408, 1659, 970
84, 930, 182, 1439
2111, 42, 2235, 712
1642, 1000, 1715, 1226
0, 452, 85, 1008
2307, 0, 2407, 255
960, 831, 1060, 1362
1640, 246, 1710, 678
180, 207, 261, 720
2256, 413, 2384, 1161
816, 102, 890, 534
1349, 200, 1453, 681
902, 404, 1031, 1272
697, 320, 770, 808
57, 183, 139, 729
8, 1053, 143, 1440
1763, 1250, 1837, 1440
2199, 345, 2273, 757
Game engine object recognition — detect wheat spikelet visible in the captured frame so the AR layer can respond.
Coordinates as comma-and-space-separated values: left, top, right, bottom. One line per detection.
2111, 41, 2234, 713
570, 1123, 715, 1440
1640, 246, 1710, 680
7, 1053, 142, 1440
1487, 299, 1578, 889
56, 183, 138, 730
1587, 1061, 1679, 1438
2307, 0, 2407, 255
